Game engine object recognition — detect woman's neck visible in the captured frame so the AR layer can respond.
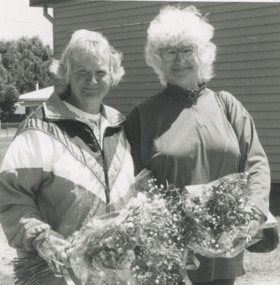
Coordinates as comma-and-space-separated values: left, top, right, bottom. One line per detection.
171, 81, 199, 91
65, 96, 101, 115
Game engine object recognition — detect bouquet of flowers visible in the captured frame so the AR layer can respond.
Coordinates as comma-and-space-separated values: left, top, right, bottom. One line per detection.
69, 170, 188, 285
13, 171, 262, 285
180, 172, 262, 258
13, 169, 191, 285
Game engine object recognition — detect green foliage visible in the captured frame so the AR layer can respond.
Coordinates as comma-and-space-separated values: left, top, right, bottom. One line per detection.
0, 83, 19, 120
0, 36, 53, 119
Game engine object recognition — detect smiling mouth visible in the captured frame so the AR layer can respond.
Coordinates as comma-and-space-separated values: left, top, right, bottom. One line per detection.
83, 85, 100, 90
173, 66, 191, 71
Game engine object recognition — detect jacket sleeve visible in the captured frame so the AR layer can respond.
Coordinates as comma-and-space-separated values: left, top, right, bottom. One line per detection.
0, 130, 52, 252
220, 91, 271, 216
124, 107, 145, 175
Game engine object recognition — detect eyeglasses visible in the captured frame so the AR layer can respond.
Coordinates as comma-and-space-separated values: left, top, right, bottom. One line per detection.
160, 47, 194, 62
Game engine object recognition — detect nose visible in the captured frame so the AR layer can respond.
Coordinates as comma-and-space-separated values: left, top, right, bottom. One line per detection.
87, 73, 98, 84
175, 51, 185, 62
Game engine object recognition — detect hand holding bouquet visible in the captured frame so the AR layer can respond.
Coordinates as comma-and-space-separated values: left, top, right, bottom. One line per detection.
181, 172, 263, 258
13, 169, 190, 285
13, 171, 263, 285
69, 209, 137, 285
69, 172, 188, 285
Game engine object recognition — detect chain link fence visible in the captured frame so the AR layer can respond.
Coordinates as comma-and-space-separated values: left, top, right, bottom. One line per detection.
0, 122, 19, 138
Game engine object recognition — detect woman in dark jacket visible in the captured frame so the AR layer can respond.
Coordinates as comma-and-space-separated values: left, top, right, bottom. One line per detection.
125, 5, 270, 285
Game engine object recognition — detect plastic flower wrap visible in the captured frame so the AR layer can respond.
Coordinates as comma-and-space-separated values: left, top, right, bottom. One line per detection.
13, 169, 194, 285
68, 170, 189, 285
181, 172, 262, 258
14, 171, 261, 285
68, 209, 137, 285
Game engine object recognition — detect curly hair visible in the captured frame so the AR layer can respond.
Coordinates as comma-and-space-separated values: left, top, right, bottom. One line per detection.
145, 5, 216, 85
50, 29, 125, 87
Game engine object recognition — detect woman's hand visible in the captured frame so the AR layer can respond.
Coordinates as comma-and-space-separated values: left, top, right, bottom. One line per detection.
33, 229, 71, 277
247, 219, 264, 237
241, 205, 266, 238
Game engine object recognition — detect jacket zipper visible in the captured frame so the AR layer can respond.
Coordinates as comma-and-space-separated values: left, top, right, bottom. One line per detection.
189, 91, 202, 126
48, 118, 112, 206
94, 127, 110, 206
68, 119, 111, 205
100, 145, 110, 206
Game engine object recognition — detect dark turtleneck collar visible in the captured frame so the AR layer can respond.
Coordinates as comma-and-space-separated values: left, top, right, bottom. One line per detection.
165, 83, 207, 102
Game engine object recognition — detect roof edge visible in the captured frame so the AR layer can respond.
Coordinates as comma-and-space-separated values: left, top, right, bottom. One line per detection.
29, 0, 54, 7
29, 0, 90, 7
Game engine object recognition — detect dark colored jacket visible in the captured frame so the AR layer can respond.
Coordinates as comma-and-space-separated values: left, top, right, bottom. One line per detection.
125, 84, 270, 282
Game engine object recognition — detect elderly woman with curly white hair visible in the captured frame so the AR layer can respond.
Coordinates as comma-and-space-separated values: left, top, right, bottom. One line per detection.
0, 29, 135, 285
125, 5, 270, 285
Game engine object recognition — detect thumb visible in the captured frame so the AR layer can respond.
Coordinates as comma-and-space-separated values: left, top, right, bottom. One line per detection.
248, 220, 261, 237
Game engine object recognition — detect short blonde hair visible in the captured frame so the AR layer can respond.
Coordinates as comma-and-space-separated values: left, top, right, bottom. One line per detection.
145, 5, 216, 85
50, 29, 125, 87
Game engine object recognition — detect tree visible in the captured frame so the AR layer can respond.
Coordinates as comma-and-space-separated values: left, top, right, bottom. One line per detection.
0, 64, 19, 120
0, 83, 19, 121
0, 36, 53, 119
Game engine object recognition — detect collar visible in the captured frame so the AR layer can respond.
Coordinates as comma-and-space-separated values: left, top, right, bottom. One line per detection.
43, 91, 126, 127
166, 83, 207, 101
64, 101, 101, 122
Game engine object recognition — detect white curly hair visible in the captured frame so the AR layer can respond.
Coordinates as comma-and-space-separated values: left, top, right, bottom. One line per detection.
145, 5, 217, 85
50, 29, 125, 87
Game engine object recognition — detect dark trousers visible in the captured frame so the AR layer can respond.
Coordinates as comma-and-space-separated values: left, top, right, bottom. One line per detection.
192, 279, 235, 285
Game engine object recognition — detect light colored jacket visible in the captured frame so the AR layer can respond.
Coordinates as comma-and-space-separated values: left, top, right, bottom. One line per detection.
0, 92, 135, 285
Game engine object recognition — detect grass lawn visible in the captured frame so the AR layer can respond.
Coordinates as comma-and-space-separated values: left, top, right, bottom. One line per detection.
0, 137, 13, 163
242, 216, 280, 275
0, 136, 279, 284
0, 276, 14, 285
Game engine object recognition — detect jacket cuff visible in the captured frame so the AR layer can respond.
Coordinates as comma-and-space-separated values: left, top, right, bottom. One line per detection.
20, 217, 51, 252
248, 203, 267, 223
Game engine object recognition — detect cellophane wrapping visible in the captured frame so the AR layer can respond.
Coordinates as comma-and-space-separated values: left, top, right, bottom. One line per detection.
68, 169, 188, 285
181, 172, 262, 258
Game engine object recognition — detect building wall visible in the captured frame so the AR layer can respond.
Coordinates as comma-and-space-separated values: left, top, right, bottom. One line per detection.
51, 1, 280, 182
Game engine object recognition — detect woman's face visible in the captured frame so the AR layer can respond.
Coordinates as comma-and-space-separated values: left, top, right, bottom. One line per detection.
68, 55, 111, 113
159, 45, 199, 90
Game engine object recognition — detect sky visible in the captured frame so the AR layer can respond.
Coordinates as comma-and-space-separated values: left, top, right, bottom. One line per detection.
0, 0, 53, 47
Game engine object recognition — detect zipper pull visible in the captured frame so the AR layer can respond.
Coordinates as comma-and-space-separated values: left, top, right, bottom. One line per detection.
189, 91, 198, 104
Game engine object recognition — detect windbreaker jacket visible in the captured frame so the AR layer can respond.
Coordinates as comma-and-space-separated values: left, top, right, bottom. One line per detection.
125, 84, 270, 282
0, 92, 135, 285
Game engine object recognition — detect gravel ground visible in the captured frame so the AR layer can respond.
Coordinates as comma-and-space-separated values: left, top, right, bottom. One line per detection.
0, 225, 16, 277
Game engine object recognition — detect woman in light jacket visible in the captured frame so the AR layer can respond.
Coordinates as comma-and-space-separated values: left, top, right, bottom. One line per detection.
0, 29, 135, 285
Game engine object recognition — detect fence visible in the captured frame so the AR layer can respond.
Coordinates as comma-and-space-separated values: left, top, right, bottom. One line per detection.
0, 122, 20, 138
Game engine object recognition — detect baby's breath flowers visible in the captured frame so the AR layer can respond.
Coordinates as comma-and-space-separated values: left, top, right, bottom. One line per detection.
13, 170, 192, 285
14, 171, 257, 285
69, 211, 137, 285
69, 172, 189, 285
181, 172, 262, 258
129, 181, 186, 285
